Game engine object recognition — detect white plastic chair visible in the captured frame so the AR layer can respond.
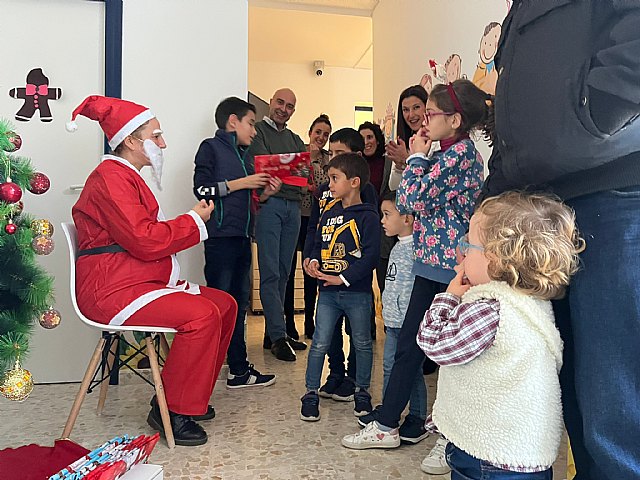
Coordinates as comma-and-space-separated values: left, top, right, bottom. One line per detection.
60, 222, 177, 449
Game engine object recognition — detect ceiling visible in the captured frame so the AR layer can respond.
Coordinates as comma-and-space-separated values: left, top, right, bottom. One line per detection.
249, 0, 379, 16
249, 5, 373, 69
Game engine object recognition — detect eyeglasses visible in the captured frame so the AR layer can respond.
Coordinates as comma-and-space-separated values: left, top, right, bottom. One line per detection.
458, 234, 484, 256
423, 111, 455, 125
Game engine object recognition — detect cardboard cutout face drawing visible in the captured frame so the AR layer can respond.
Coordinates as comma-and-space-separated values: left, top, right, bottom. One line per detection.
472, 22, 501, 95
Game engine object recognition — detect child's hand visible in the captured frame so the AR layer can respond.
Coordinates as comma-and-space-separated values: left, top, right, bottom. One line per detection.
304, 259, 321, 277
262, 177, 283, 198
409, 128, 432, 155
230, 173, 270, 191
446, 265, 471, 298
316, 272, 344, 287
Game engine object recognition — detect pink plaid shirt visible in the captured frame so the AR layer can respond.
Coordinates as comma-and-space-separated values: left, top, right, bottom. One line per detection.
418, 292, 548, 473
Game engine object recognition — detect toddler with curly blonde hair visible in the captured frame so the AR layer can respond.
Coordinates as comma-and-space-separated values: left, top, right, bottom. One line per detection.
417, 191, 584, 479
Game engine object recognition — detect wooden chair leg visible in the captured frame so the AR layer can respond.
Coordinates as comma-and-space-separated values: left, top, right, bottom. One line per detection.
97, 334, 119, 415
159, 333, 170, 362
146, 335, 175, 449
61, 337, 107, 439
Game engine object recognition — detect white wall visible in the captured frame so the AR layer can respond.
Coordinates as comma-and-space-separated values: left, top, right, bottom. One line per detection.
0, 0, 105, 383
249, 61, 372, 141
372, 0, 509, 161
0, 0, 248, 382
122, 0, 249, 290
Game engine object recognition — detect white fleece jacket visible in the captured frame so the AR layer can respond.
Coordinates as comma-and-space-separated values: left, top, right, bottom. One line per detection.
432, 281, 564, 469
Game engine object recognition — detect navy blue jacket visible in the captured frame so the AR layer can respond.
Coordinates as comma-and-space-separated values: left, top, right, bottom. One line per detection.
481, 0, 640, 201
193, 129, 254, 238
310, 201, 380, 293
304, 181, 378, 260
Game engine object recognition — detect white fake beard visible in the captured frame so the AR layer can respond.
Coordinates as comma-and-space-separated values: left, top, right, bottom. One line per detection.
143, 139, 164, 190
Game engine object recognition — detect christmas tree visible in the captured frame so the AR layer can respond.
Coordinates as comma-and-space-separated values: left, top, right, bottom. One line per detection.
0, 118, 57, 401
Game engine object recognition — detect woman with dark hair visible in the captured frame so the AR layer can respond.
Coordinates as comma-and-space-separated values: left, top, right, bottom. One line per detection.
387, 85, 428, 190
358, 121, 393, 294
284, 114, 332, 340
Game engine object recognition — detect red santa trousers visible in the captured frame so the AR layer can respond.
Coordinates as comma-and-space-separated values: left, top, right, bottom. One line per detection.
125, 286, 236, 416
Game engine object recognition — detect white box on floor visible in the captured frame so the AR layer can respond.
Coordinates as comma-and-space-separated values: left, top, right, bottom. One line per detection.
121, 464, 163, 480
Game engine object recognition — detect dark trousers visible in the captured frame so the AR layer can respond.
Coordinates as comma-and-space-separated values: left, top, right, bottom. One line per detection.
284, 215, 317, 336
327, 316, 356, 379
553, 187, 640, 480
204, 236, 251, 375
377, 275, 447, 428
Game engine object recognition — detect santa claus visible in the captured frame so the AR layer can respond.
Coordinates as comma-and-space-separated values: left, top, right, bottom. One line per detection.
69, 95, 236, 446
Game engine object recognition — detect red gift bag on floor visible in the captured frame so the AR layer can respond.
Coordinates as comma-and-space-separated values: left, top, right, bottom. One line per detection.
0, 439, 90, 480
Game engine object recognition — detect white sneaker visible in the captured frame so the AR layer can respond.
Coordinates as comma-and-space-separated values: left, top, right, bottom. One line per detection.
341, 421, 401, 450
420, 436, 451, 475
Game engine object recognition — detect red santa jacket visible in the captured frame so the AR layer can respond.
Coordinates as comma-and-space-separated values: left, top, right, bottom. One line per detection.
72, 156, 207, 325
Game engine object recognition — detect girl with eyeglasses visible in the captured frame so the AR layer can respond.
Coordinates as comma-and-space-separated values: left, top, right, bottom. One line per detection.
341, 79, 493, 473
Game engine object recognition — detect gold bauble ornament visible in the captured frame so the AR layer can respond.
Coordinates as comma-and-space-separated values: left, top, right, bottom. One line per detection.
31, 219, 54, 238
0, 359, 34, 402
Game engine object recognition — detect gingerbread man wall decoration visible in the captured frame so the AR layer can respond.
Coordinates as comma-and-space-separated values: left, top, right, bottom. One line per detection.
9, 68, 63, 122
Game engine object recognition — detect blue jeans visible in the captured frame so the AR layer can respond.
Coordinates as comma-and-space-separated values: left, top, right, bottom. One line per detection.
383, 326, 426, 419
255, 196, 301, 342
305, 291, 372, 391
553, 187, 640, 480
446, 443, 552, 480
204, 236, 251, 375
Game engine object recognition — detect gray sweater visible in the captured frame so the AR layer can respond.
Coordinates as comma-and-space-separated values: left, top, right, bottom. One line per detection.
381, 235, 415, 328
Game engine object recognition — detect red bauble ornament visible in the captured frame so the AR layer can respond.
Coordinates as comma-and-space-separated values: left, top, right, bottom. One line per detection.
7, 132, 22, 152
28, 172, 50, 195
0, 181, 22, 203
4, 221, 17, 235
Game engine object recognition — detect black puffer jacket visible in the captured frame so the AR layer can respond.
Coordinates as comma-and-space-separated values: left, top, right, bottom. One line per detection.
482, 0, 640, 201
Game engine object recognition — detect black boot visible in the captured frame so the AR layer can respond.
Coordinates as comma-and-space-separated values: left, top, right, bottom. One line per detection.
147, 396, 208, 446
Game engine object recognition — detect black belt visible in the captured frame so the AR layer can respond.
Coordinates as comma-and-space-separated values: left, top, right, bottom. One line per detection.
77, 244, 126, 257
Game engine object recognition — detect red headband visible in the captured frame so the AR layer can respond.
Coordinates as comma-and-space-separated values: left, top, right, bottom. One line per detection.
446, 83, 464, 114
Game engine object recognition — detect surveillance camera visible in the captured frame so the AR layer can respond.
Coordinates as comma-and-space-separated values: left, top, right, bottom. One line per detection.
313, 61, 325, 77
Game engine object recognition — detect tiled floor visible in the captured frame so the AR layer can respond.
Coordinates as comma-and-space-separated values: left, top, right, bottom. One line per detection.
0, 314, 567, 479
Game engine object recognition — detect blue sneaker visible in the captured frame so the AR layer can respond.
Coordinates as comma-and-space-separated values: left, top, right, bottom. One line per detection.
354, 390, 372, 417
300, 391, 320, 421
319, 375, 343, 398
399, 414, 429, 444
332, 376, 356, 402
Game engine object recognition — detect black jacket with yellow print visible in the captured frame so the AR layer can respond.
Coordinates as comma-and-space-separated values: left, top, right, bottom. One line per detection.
310, 200, 380, 292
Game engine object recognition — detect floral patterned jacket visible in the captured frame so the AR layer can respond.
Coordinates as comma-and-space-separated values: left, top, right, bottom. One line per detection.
397, 139, 483, 281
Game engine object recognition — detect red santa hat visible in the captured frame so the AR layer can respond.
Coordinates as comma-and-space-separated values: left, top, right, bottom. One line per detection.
66, 95, 155, 150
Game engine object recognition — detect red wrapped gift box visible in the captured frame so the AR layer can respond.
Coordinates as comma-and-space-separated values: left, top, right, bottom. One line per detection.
254, 152, 311, 187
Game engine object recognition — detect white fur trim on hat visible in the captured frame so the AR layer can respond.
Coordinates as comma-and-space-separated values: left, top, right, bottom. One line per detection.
108, 109, 155, 150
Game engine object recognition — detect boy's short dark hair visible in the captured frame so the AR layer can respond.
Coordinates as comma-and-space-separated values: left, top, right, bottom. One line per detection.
328, 153, 370, 191
329, 128, 364, 154
215, 97, 256, 130
381, 191, 397, 203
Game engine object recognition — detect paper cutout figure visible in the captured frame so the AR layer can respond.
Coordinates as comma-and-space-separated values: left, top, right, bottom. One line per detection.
9, 68, 62, 122
419, 73, 433, 93
445, 54, 463, 83
472, 22, 502, 95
